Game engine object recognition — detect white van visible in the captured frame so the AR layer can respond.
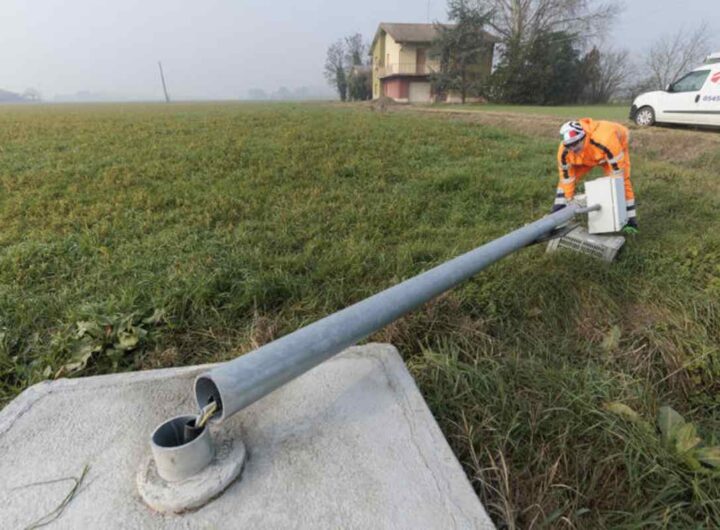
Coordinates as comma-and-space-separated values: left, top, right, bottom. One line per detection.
630, 52, 720, 127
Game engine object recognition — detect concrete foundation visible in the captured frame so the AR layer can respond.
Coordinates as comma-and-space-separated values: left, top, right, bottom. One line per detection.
0, 343, 494, 529
137, 428, 247, 513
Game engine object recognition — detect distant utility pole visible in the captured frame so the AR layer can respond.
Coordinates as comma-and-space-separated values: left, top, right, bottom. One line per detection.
158, 61, 170, 103
427, 0, 431, 23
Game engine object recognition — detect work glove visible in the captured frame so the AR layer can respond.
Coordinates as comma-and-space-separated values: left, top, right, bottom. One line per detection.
622, 218, 638, 235
550, 204, 566, 213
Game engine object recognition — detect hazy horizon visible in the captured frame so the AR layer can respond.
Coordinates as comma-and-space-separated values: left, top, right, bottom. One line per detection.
1, 0, 717, 102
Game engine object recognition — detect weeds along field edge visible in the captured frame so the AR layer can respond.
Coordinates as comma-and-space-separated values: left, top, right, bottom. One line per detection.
0, 103, 719, 527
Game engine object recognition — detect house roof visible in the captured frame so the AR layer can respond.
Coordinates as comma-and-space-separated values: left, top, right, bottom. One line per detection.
381, 23, 443, 44
372, 23, 499, 49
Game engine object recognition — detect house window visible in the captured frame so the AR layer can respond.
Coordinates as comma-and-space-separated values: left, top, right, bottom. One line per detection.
416, 48, 427, 74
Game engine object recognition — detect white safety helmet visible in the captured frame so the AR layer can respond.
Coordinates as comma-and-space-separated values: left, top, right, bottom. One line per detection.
560, 121, 586, 149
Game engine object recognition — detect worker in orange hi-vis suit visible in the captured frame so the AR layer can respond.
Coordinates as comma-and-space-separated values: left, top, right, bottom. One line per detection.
552, 119, 638, 234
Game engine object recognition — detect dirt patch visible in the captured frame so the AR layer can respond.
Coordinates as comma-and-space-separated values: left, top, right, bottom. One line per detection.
629, 126, 720, 163
387, 106, 720, 165
369, 95, 401, 113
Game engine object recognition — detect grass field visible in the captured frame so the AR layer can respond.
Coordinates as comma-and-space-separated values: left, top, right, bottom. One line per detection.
431, 103, 632, 121
1, 102, 719, 528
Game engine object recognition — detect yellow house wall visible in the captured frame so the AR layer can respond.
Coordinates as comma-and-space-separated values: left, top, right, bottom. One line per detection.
388, 39, 437, 71
373, 33, 406, 99
371, 33, 385, 99
398, 43, 415, 66
384, 34, 402, 67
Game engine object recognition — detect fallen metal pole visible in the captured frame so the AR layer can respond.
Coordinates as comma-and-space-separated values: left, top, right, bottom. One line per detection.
195, 204, 597, 421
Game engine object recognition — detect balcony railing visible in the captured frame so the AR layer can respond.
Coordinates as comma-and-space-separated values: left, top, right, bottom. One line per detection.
376, 63, 438, 78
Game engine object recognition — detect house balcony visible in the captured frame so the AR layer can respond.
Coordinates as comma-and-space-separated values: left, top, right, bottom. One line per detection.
376, 63, 438, 78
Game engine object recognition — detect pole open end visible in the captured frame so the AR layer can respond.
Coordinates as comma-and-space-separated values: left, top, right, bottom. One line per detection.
195, 374, 225, 423
149, 415, 215, 482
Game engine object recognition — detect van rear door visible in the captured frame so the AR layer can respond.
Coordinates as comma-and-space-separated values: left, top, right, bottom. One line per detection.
696, 68, 720, 126
658, 69, 711, 124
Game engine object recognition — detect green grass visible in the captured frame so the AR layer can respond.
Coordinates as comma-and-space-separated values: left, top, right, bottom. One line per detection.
1, 102, 719, 528
434, 103, 632, 121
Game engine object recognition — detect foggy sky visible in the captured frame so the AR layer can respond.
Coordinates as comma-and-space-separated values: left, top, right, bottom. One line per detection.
0, 0, 718, 101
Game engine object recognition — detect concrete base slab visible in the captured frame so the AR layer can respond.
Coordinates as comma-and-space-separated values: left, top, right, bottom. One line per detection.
0, 343, 495, 529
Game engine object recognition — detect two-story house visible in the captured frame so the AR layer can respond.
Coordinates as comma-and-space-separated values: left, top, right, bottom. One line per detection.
371, 23, 497, 103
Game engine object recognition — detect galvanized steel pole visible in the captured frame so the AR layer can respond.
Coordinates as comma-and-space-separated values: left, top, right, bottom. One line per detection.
195, 204, 596, 422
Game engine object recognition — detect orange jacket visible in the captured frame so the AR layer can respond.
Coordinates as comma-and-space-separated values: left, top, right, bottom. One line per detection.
556, 118, 633, 202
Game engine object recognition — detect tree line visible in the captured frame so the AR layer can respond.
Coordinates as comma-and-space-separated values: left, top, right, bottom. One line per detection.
0, 88, 41, 103
325, 0, 713, 105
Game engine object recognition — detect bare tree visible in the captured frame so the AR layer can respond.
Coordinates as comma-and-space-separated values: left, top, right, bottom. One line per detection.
344, 33, 368, 67
582, 46, 631, 103
324, 35, 372, 102
324, 40, 348, 101
646, 23, 712, 90
343, 33, 372, 101
476, 0, 623, 103
475, 0, 621, 46
22, 88, 42, 102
